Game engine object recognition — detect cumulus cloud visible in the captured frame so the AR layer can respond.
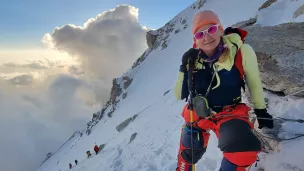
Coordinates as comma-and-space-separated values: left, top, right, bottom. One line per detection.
43, 4, 148, 102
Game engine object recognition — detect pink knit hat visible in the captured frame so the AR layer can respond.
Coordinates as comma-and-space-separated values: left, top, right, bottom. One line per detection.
192, 10, 224, 35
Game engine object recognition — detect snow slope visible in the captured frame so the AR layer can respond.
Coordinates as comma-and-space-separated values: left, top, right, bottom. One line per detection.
256, 0, 304, 26
38, 0, 304, 171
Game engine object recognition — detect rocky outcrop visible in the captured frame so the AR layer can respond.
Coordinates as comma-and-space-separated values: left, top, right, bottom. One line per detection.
145, 20, 181, 50
259, 0, 277, 11
129, 133, 137, 144
116, 114, 138, 132
92, 113, 98, 120
122, 93, 127, 99
163, 89, 170, 96
231, 17, 257, 28
198, 0, 207, 9
293, 4, 304, 18
243, 22, 304, 96
132, 50, 151, 69
107, 107, 115, 117
146, 31, 158, 49
110, 78, 122, 104
123, 76, 133, 89
86, 129, 91, 135
98, 108, 106, 120
40, 152, 53, 166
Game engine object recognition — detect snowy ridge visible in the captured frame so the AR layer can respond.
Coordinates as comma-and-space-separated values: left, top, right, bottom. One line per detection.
38, 0, 304, 171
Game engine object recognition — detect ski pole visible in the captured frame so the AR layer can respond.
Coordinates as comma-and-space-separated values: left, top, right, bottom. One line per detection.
188, 55, 196, 171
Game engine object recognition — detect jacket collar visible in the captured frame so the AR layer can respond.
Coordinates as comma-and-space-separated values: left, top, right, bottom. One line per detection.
214, 33, 243, 71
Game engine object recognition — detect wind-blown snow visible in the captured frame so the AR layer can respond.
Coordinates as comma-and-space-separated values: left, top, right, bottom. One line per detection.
260, 93, 304, 171
256, 0, 304, 26
38, 0, 304, 171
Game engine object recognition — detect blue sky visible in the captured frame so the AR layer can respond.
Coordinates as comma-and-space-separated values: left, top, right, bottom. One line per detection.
0, 0, 194, 48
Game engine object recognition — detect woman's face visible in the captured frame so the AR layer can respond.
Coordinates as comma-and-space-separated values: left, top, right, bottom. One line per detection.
194, 24, 222, 52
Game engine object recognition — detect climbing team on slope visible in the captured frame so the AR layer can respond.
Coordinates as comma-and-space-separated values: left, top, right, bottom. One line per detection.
174, 10, 274, 171
67, 144, 101, 169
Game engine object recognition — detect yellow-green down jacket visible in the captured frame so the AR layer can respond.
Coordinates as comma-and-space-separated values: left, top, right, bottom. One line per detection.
174, 33, 266, 110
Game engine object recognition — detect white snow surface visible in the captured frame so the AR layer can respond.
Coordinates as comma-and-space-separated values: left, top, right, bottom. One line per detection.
256, 0, 304, 26
38, 0, 304, 171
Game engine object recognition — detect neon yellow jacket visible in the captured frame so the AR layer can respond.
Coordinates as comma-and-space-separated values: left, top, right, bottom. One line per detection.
174, 33, 266, 109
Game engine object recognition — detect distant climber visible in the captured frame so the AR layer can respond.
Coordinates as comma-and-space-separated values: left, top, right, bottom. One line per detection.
69, 163, 72, 169
86, 150, 91, 158
94, 144, 99, 155
75, 159, 78, 165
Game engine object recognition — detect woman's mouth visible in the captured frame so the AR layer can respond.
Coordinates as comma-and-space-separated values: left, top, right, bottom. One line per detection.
204, 40, 215, 45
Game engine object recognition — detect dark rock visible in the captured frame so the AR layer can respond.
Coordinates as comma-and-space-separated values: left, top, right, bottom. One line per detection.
231, 17, 257, 28
122, 93, 127, 99
259, 0, 277, 11
129, 133, 137, 144
108, 108, 115, 118
146, 31, 158, 48
243, 22, 304, 96
161, 41, 168, 50
116, 114, 138, 132
293, 4, 304, 18
163, 89, 170, 96
110, 78, 122, 104
123, 76, 133, 89
198, 0, 207, 9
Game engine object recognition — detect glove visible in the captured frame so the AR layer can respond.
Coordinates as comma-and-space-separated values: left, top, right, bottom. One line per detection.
179, 48, 199, 73
196, 118, 215, 131
254, 109, 274, 129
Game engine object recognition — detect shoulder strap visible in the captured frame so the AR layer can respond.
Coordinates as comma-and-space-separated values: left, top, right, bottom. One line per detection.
205, 65, 217, 97
231, 42, 246, 91
233, 43, 245, 79
224, 27, 248, 91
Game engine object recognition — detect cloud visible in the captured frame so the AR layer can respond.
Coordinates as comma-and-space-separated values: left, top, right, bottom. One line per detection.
0, 75, 98, 171
43, 4, 148, 102
3, 61, 50, 69
0, 50, 98, 171
8, 73, 34, 85
0, 72, 39, 85
0, 4, 148, 171
68, 65, 85, 75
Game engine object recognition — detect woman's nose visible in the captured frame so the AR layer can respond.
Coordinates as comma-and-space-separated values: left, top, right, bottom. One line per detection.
203, 33, 212, 41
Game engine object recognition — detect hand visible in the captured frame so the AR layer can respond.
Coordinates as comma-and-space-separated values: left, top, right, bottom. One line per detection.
179, 48, 199, 73
254, 109, 274, 129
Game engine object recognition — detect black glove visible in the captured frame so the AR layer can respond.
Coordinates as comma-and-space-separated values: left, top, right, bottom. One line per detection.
254, 109, 274, 129
179, 48, 199, 73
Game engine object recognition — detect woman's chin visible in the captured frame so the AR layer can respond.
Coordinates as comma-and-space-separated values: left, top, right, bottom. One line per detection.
200, 45, 217, 52
199, 41, 219, 51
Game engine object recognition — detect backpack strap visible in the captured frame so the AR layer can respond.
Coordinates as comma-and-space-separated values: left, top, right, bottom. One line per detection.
231, 42, 246, 91
225, 27, 248, 91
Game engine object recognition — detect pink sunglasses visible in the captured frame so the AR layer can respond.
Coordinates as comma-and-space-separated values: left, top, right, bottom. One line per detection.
194, 24, 220, 40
